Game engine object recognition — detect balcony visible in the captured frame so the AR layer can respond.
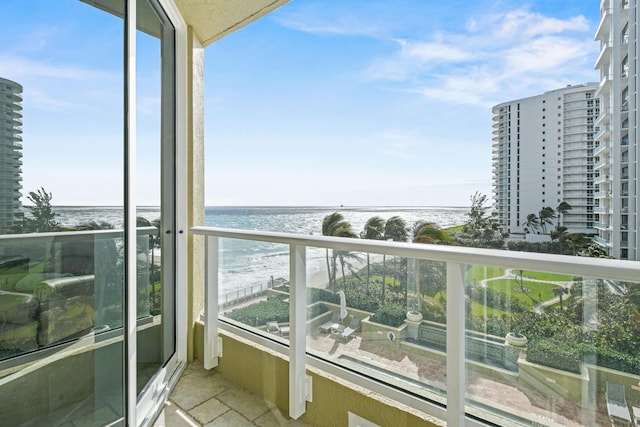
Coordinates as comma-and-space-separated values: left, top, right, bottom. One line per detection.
157, 361, 310, 426
594, 41, 612, 69
595, 8, 612, 41
184, 226, 640, 427
592, 236, 611, 247
594, 107, 611, 127
593, 139, 610, 156
594, 156, 611, 170
595, 74, 612, 98
594, 124, 611, 141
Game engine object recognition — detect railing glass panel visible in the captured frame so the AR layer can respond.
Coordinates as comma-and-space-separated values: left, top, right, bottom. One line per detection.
194, 227, 640, 426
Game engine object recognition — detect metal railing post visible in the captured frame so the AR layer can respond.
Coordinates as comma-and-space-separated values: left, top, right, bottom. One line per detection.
446, 262, 466, 426
289, 244, 307, 419
204, 235, 220, 369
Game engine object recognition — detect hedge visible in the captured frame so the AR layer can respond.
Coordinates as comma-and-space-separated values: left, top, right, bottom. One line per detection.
581, 344, 640, 374
369, 304, 406, 328
225, 295, 289, 326
526, 338, 581, 374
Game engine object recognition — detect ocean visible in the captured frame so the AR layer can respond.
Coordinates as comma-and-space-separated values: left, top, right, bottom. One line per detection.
54, 206, 469, 294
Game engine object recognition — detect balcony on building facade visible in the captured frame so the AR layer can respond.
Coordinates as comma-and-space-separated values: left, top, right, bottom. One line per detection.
593, 139, 610, 156
594, 206, 610, 215
595, 8, 612, 41
594, 107, 612, 127
594, 124, 611, 141
595, 74, 612, 98
594, 156, 611, 170
595, 41, 613, 69
593, 235, 611, 247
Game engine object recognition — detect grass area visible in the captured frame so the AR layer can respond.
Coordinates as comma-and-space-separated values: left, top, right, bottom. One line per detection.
486, 278, 560, 309
446, 224, 465, 233
465, 265, 506, 284
469, 299, 507, 317
518, 270, 573, 282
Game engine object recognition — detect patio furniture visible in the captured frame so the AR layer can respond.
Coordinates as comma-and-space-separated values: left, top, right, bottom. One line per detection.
0, 275, 96, 353
606, 382, 631, 425
340, 317, 360, 339
319, 312, 340, 333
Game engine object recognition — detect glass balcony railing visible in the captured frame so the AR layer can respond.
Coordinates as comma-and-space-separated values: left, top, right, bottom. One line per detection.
192, 226, 640, 427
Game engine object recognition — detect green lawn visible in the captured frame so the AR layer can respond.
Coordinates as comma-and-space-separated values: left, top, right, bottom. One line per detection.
469, 300, 507, 317
465, 265, 506, 284
518, 270, 573, 282
446, 224, 465, 233
486, 278, 560, 309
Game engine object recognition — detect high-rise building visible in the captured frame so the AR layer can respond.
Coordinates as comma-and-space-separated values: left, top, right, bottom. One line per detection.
0, 77, 23, 234
492, 83, 599, 238
594, 0, 637, 260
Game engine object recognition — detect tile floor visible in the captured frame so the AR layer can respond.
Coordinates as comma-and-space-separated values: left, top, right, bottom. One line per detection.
153, 361, 310, 427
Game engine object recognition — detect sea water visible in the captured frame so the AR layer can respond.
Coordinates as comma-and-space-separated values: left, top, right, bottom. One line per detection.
54, 206, 468, 294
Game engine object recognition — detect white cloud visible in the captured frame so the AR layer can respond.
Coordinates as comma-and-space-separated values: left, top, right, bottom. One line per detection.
489, 10, 589, 39
399, 39, 471, 63
366, 8, 599, 107
0, 54, 112, 81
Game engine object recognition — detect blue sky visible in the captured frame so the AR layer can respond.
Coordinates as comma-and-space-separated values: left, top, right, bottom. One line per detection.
0, 1, 600, 206
204, 0, 600, 206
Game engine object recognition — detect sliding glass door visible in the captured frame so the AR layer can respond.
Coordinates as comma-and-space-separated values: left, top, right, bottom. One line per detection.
134, 0, 178, 422
0, 1, 180, 425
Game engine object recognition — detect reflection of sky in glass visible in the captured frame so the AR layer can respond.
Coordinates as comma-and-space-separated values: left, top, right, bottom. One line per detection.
0, 1, 125, 205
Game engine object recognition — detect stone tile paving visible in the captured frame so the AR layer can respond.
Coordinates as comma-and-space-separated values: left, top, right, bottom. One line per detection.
153, 361, 310, 427
306, 330, 615, 426
157, 330, 616, 427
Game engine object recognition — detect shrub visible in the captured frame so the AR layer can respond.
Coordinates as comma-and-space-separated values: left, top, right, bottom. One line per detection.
225, 295, 289, 326
526, 338, 581, 374
370, 304, 406, 328
344, 289, 379, 312
580, 344, 640, 374
308, 303, 329, 319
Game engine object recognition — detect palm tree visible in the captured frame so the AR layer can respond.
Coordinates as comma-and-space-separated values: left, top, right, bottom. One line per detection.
556, 201, 572, 228
321, 213, 356, 288
409, 221, 450, 311
525, 213, 540, 233
360, 216, 385, 293
384, 216, 408, 243
412, 221, 450, 244
538, 207, 557, 234
336, 250, 364, 288
380, 216, 408, 304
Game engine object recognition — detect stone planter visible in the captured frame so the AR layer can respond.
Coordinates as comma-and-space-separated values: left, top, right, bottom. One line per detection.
505, 332, 528, 347
406, 311, 423, 322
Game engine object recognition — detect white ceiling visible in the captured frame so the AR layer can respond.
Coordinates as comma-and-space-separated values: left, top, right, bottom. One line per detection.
174, 0, 291, 47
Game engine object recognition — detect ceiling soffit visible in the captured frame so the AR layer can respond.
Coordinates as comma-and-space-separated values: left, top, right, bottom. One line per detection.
174, 0, 291, 47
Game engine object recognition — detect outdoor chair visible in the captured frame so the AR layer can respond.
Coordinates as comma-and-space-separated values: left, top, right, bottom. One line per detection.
319, 312, 340, 333
606, 382, 631, 425
340, 316, 361, 339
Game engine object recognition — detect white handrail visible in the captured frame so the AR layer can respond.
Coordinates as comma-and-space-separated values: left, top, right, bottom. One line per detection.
191, 226, 640, 281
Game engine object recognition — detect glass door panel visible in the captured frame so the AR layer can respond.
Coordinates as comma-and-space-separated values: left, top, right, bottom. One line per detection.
135, 0, 176, 411
0, 1, 125, 425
